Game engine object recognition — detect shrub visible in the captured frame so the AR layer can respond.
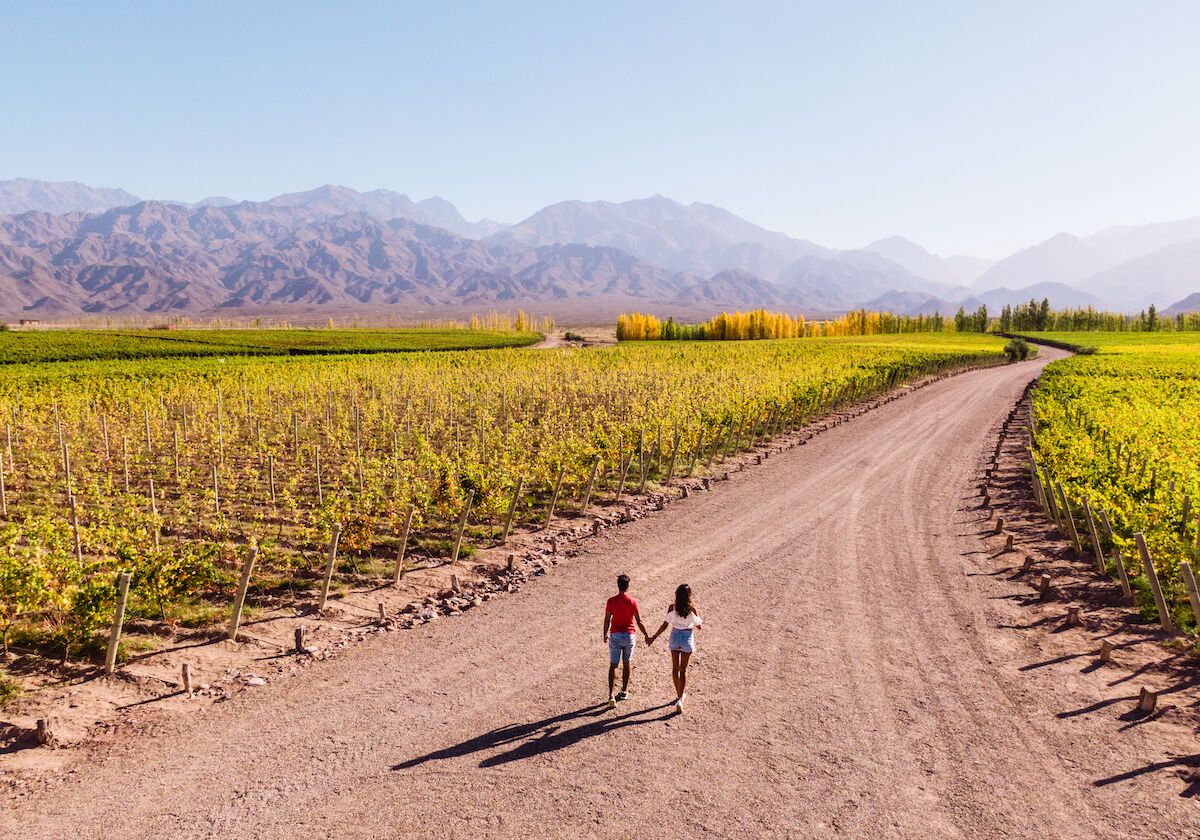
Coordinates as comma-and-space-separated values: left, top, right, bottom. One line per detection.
1003, 338, 1033, 362
564, 332, 586, 342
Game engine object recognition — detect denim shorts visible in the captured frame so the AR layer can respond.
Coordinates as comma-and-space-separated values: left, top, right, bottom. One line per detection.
669, 628, 695, 653
609, 631, 635, 665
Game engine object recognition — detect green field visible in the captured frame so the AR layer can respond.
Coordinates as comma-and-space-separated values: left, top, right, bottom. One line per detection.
0, 328, 541, 365
1024, 331, 1200, 630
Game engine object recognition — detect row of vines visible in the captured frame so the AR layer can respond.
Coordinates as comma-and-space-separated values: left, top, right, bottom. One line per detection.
1027, 332, 1200, 633
0, 334, 1007, 661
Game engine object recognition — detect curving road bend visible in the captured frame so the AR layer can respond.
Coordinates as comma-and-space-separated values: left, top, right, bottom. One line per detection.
5, 348, 1198, 839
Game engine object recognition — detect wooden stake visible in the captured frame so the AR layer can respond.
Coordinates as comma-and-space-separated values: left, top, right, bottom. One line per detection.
579, 457, 600, 515
1055, 483, 1084, 554
1066, 606, 1082, 627
294, 627, 305, 653
1136, 687, 1158, 715
1135, 533, 1176, 632
501, 478, 524, 543
664, 433, 681, 484
122, 436, 130, 493
450, 490, 475, 565
228, 543, 259, 640
1098, 640, 1114, 664
181, 662, 193, 697
1037, 573, 1052, 600
0, 455, 7, 517
393, 504, 415, 585
315, 447, 323, 505
994, 517, 1005, 535
1082, 498, 1106, 576
613, 451, 632, 502
212, 465, 220, 515
1113, 546, 1133, 601
377, 602, 386, 623
543, 466, 565, 530
104, 571, 132, 675
268, 454, 277, 505
1180, 561, 1200, 630
68, 495, 83, 563
147, 478, 160, 549
317, 524, 343, 611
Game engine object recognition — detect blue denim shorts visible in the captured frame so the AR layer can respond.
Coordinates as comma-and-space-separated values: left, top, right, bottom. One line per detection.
669, 628, 695, 653
609, 632, 635, 665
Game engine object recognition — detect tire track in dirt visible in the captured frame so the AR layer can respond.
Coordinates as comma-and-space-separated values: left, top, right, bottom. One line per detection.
4, 348, 1199, 839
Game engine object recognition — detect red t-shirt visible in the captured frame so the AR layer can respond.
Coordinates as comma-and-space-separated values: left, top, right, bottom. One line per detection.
606, 593, 640, 634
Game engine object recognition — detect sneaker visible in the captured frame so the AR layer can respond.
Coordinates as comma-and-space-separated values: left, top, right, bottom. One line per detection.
607, 697, 617, 710
615, 691, 628, 702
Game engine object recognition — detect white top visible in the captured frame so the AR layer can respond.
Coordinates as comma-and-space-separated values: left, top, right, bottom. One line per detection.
666, 608, 702, 631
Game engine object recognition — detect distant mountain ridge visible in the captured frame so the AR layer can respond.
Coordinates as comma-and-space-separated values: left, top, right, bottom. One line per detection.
2, 177, 1200, 319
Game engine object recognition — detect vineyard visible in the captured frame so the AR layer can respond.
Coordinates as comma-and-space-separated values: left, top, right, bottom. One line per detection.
0, 333, 1007, 666
0, 327, 540, 365
1026, 331, 1200, 633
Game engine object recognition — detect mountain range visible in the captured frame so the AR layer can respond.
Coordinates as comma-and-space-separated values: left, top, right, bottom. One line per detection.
1, 177, 1199, 321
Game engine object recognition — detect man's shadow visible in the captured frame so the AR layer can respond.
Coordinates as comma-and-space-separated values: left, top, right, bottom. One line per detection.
393, 701, 679, 771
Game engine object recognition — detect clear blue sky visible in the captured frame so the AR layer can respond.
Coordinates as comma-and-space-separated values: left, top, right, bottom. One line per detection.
3, 1, 1198, 257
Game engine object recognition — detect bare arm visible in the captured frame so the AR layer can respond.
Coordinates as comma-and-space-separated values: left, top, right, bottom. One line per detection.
635, 608, 652, 641
602, 611, 612, 643
648, 620, 668, 643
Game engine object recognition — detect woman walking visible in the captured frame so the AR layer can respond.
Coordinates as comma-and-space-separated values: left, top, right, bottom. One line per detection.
649, 584, 702, 712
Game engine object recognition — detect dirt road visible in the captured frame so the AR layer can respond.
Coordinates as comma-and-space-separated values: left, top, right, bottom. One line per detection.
6, 350, 1198, 838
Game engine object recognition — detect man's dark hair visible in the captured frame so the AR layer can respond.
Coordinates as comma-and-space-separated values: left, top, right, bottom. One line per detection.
617, 574, 630, 592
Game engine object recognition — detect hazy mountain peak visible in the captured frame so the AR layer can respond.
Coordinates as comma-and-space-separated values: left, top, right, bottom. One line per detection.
0, 177, 141, 216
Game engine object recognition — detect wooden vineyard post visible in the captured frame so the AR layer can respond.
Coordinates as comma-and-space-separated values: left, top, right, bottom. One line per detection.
317, 524, 343, 611
1055, 483, 1084, 554
1082, 498, 1107, 576
212, 465, 221, 515
68, 495, 83, 563
393, 504, 416, 584
664, 433, 681, 485
147, 479, 160, 549
613, 452, 632, 503
228, 543, 259, 641
579, 457, 600, 516
1180, 562, 1200, 630
501, 478, 524, 544
1040, 469, 1059, 528
1113, 547, 1133, 601
181, 663, 193, 697
122, 436, 130, 493
104, 571, 132, 675
268, 454, 277, 506
451, 490, 475, 565
0, 454, 6, 517
544, 467, 565, 530
637, 432, 648, 494
315, 447, 323, 505
1135, 533, 1176, 632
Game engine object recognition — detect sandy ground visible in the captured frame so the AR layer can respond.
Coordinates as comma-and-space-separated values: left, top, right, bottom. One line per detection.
3, 348, 1198, 838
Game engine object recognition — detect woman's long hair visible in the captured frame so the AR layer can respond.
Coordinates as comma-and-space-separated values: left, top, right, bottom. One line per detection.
673, 583, 694, 618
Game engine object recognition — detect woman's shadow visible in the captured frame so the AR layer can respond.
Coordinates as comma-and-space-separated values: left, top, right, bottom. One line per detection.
392, 701, 679, 771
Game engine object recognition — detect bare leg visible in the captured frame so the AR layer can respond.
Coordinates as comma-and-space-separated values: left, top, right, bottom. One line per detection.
621, 659, 631, 693
670, 650, 682, 699
677, 651, 692, 699
608, 663, 617, 698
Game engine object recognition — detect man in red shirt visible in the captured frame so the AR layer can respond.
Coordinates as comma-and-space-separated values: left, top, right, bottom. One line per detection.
603, 574, 652, 709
